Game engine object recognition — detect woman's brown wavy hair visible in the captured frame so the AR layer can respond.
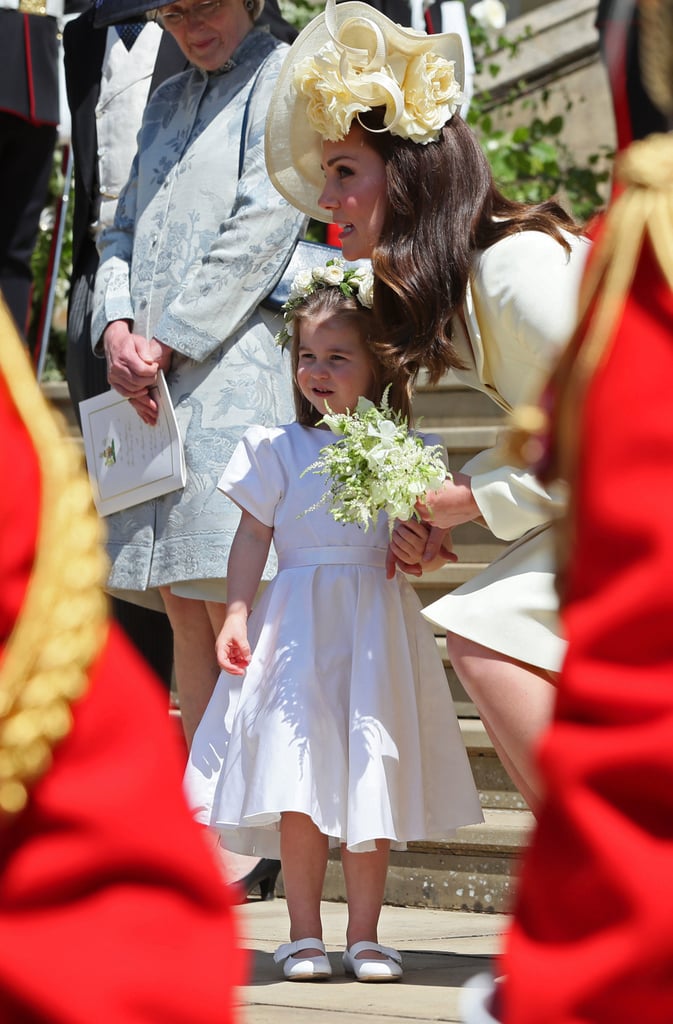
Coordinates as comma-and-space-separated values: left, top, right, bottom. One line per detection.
358, 111, 584, 385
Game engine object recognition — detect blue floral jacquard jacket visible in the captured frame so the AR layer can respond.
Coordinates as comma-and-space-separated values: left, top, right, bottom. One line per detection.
92, 29, 306, 601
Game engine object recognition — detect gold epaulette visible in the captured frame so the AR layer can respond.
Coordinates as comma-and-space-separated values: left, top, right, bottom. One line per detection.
572, 132, 673, 387
0, 303, 109, 820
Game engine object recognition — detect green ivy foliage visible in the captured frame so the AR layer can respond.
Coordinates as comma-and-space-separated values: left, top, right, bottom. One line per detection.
30, 146, 73, 380
465, 17, 612, 222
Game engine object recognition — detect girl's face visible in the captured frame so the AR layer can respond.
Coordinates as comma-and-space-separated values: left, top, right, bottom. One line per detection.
296, 315, 377, 421
318, 124, 388, 261
159, 0, 252, 71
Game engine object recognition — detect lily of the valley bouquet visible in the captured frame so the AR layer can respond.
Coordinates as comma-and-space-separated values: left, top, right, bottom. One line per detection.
302, 387, 450, 534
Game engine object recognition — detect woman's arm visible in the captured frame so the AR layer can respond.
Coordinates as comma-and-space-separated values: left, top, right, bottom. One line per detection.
215, 509, 272, 675
461, 231, 590, 540
91, 150, 139, 355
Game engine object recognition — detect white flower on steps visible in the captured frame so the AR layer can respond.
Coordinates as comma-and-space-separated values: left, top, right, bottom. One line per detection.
470, 0, 507, 31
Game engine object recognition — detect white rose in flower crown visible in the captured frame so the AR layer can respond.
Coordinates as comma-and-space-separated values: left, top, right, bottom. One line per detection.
350, 266, 374, 307
470, 0, 507, 31
398, 54, 463, 143
289, 268, 314, 299
322, 262, 346, 286
295, 47, 370, 142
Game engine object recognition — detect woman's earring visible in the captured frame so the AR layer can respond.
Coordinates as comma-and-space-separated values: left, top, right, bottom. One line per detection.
245, 0, 254, 9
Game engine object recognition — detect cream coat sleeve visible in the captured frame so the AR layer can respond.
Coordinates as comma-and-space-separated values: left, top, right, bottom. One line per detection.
460, 230, 590, 541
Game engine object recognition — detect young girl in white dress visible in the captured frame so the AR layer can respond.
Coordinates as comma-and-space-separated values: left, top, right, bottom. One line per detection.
184, 263, 483, 983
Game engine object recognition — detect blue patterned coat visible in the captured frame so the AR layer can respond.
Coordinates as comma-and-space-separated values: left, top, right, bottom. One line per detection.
92, 29, 306, 601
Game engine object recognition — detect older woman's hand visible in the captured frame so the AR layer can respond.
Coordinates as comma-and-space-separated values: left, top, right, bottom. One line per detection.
104, 320, 172, 424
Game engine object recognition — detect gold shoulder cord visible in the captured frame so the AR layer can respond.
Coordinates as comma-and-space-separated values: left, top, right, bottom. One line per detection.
0, 303, 109, 821
570, 134, 673, 382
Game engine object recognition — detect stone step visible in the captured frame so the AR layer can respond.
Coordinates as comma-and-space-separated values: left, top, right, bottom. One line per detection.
449, 520, 507, 563
460, 720, 528, 812
412, 371, 509, 424
433, 640, 527, 812
293, 807, 535, 915
409, 562, 490, 608
430, 422, 503, 455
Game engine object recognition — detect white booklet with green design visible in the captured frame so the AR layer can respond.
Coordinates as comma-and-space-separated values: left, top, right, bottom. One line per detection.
79, 371, 185, 516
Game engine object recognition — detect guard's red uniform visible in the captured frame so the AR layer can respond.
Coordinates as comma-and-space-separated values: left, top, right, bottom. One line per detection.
0, 303, 247, 1022
502, 178, 673, 1022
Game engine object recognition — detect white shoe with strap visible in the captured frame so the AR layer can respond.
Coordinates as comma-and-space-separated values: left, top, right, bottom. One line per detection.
342, 941, 403, 981
273, 938, 332, 981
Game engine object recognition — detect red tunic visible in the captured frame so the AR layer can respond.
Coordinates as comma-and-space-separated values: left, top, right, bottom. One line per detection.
503, 237, 673, 1023
0, 316, 247, 1022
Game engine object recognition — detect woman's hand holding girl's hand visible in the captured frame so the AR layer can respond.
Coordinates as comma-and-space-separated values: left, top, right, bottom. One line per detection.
415, 472, 480, 529
215, 613, 251, 676
104, 320, 173, 425
386, 519, 457, 579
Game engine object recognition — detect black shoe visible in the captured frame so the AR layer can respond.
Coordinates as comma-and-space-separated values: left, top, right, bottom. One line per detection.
233, 858, 281, 901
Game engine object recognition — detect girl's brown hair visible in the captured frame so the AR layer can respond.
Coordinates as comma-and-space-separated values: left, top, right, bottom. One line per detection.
289, 286, 413, 426
357, 111, 585, 386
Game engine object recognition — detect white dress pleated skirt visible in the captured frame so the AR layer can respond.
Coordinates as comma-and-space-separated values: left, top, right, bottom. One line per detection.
184, 424, 483, 855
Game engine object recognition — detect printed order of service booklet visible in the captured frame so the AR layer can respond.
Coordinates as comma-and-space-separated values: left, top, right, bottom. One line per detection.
79, 371, 186, 516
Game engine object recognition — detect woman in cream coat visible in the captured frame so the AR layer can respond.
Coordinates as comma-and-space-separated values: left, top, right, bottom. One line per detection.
264, 0, 589, 811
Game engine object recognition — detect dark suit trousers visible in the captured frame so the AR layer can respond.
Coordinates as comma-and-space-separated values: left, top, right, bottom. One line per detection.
0, 111, 57, 338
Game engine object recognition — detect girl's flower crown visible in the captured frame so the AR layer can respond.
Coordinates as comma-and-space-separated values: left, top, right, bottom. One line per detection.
276, 257, 375, 348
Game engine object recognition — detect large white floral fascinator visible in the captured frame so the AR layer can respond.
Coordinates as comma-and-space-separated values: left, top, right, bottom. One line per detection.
276, 256, 374, 348
265, 0, 465, 222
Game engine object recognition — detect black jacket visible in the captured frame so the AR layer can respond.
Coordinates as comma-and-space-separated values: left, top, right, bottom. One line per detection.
0, 10, 61, 124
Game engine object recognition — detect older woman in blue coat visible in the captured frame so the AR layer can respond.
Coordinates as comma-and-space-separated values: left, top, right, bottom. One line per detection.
92, 0, 306, 746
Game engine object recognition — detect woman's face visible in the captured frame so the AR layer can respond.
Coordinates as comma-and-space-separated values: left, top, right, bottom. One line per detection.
160, 0, 253, 71
318, 124, 388, 261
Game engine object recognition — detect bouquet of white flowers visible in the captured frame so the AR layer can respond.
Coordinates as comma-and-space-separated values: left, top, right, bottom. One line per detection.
302, 388, 450, 534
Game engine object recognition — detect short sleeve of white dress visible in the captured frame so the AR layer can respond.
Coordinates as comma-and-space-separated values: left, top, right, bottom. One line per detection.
217, 425, 284, 528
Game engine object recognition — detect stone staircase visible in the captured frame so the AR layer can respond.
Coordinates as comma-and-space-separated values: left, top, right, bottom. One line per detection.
42, 375, 534, 915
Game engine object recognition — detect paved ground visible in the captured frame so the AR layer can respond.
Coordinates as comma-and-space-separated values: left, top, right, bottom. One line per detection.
234, 897, 507, 1023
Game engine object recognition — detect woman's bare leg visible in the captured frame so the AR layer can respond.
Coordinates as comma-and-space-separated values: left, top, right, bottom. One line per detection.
341, 840, 390, 955
446, 632, 557, 814
280, 812, 329, 953
160, 588, 220, 748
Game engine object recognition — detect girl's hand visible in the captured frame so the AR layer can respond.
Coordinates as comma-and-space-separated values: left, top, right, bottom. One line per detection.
386, 519, 457, 578
215, 616, 251, 675
416, 472, 480, 529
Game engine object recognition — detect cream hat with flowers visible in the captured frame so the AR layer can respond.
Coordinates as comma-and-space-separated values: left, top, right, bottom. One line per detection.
265, 0, 465, 222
